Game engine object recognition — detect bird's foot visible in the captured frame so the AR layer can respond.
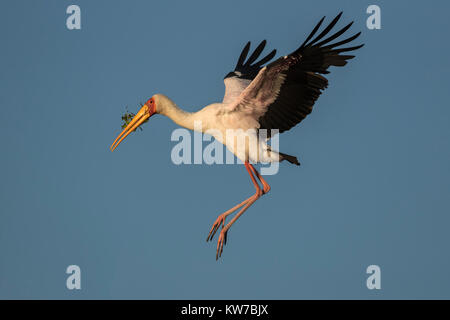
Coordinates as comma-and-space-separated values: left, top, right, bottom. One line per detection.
206, 213, 227, 242
216, 228, 229, 260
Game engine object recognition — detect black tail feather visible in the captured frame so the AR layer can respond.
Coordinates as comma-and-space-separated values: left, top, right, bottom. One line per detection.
279, 152, 300, 166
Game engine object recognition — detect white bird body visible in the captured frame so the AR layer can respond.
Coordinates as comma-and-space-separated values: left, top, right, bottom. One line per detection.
155, 94, 280, 163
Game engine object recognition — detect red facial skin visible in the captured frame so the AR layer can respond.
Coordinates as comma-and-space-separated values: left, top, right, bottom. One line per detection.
146, 97, 156, 115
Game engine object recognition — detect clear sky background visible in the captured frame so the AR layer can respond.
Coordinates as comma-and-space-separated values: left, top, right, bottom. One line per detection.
1, 0, 449, 299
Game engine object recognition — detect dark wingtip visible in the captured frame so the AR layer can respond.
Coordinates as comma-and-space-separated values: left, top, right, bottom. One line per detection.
298, 15, 326, 50
253, 48, 277, 68
245, 40, 268, 67
236, 41, 251, 69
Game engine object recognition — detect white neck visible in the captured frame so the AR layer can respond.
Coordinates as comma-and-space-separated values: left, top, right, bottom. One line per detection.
161, 103, 195, 130
155, 94, 202, 132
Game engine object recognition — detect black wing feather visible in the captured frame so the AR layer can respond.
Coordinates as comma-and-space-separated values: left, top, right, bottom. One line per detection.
257, 12, 363, 135
226, 40, 277, 81
253, 49, 277, 68
235, 42, 250, 70
244, 40, 267, 67
314, 21, 353, 47
301, 12, 343, 49
299, 16, 325, 49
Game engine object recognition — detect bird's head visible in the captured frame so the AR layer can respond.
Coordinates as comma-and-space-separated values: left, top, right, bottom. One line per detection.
110, 95, 158, 151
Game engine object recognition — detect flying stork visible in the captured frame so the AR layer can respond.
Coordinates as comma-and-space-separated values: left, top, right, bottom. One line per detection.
110, 12, 363, 259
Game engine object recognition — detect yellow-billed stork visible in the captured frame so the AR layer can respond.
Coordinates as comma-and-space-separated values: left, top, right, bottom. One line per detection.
110, 12, 363, 259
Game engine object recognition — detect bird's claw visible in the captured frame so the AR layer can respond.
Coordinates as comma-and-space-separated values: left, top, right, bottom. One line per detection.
206, 213, 227, 242
216, 229, 228, 260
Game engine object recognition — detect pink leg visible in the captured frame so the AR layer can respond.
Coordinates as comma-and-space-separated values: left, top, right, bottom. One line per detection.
215, 162, 271, 260
249, 164, 271, 194
206, 162, 261, 242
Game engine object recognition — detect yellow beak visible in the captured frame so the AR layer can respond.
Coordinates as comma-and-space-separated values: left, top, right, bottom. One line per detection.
110, 105, 150, 151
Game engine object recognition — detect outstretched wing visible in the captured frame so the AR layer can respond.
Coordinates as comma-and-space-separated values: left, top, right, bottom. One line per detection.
221, 12, 364, 135
222, 41, 277, 104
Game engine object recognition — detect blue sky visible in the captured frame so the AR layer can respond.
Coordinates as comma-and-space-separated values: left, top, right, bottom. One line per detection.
1, 0, 450, 299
